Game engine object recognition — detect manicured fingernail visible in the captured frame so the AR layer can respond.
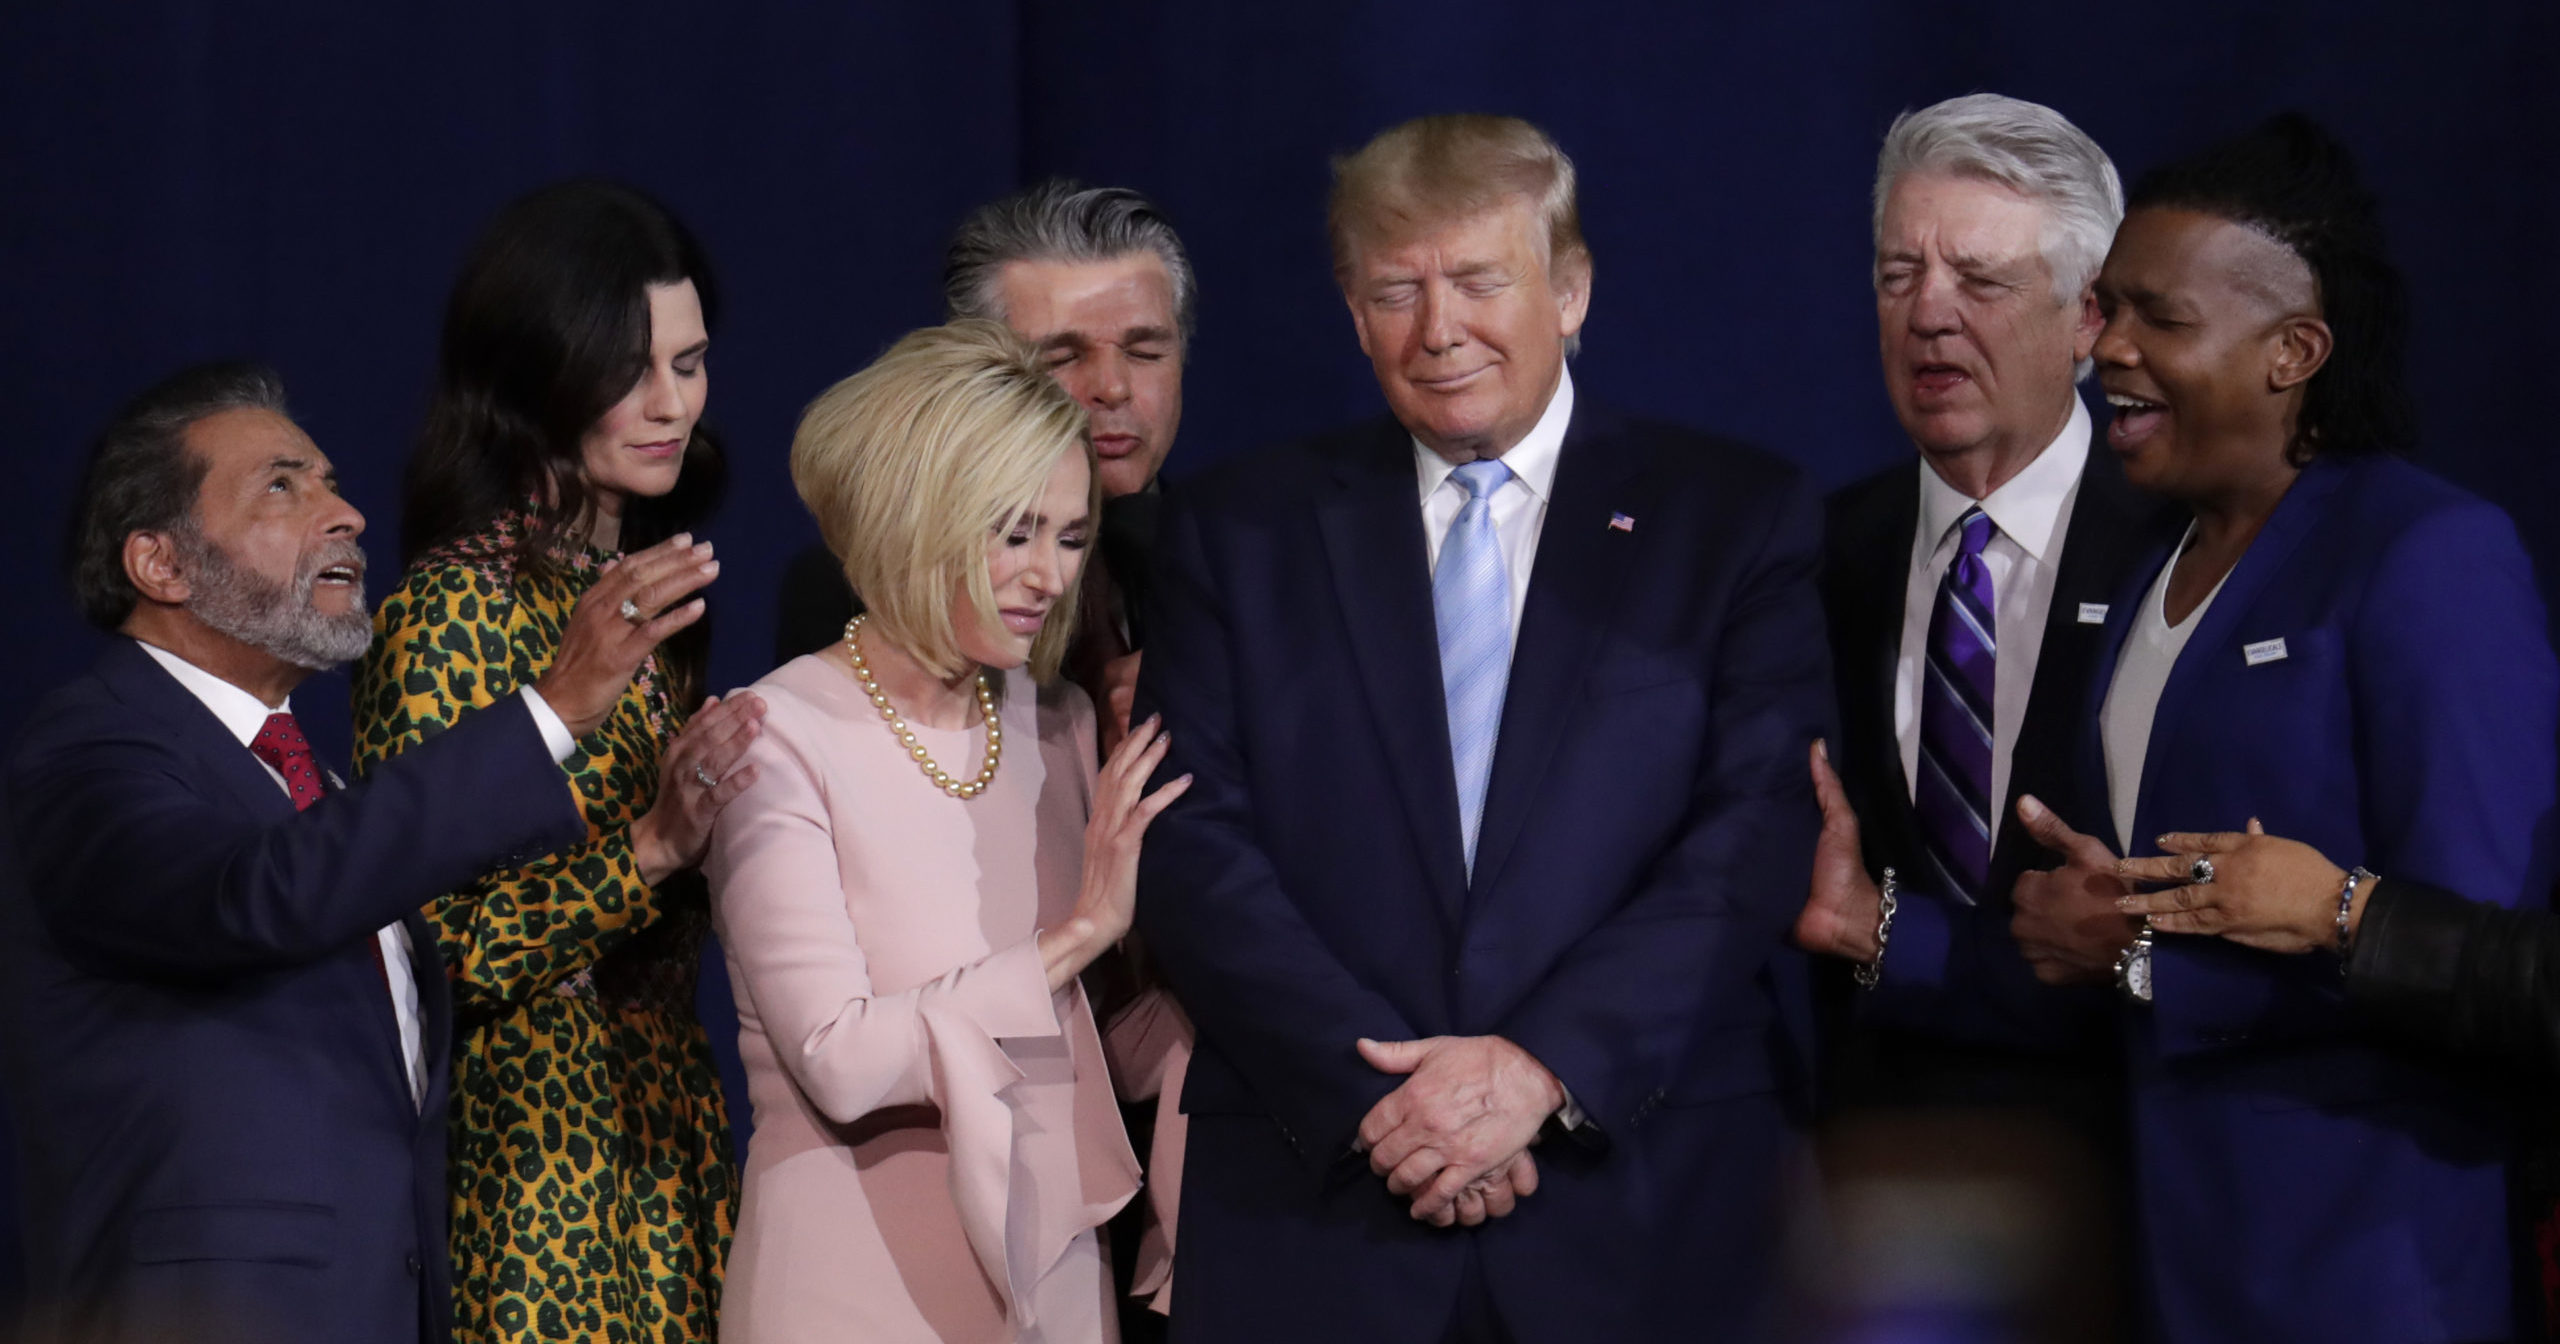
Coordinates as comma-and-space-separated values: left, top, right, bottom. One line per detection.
2020, 795, 2046, 820
1178, 773, 1194, 785
1815, 738, 1829, 761
673, 533, 691, 546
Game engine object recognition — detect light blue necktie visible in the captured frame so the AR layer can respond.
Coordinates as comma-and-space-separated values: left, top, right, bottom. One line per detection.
1434, 459, 1514, 874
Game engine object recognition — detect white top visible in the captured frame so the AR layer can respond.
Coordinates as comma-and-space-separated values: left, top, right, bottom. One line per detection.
1415, 365, 1574, 649
138, 639, 578, 1108
1895, 395, 2091, 851
2100, 527, 2228, 855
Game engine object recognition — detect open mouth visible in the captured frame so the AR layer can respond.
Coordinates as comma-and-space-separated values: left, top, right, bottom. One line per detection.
1000, 606, 1048, 635
2104, 392, 2168, 450
1910, 363, 1971, 398
313, 563, 362, 588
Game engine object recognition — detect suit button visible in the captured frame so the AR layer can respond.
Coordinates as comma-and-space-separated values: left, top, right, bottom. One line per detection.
406, 1252, 422, 1277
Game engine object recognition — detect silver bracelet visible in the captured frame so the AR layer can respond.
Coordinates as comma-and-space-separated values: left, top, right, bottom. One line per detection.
2337, 867, 2376, 969
1854, 867, 1899, 991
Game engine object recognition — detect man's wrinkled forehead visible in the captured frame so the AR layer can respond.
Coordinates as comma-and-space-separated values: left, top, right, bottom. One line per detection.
185, 408, 333, 493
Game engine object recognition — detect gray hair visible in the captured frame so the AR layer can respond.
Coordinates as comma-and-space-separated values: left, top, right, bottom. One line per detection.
68, 361, 290, 631
1874, 93, 2124, 311
942, 180, 1197, 346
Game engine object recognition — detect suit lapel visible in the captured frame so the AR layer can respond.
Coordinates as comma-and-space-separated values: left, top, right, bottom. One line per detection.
2132, 462, 2344, 844
1467, 408, 1648, 898
1316, 424, 1470, 924
97, 640, 298, 824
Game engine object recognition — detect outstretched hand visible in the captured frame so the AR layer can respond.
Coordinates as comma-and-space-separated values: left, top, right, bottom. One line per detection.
1794, 740, 1883, 961
1040, 715, 1190, 991
2008, 795, 2139, 985
631, 692, 766, 886
536, 535, 718, 739
2116, 819, 2362, 955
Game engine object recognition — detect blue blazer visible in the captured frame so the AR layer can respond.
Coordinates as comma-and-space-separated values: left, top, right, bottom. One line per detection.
1134, 405, 1833, 1343
0, 640, 586, 1344
2079, 456, 2558, 1343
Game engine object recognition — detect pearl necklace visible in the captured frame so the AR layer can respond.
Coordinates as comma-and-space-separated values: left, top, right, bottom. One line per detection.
843, 615, 1002, 799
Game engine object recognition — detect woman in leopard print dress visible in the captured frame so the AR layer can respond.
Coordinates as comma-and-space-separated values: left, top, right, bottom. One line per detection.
354, 180, 761, 1344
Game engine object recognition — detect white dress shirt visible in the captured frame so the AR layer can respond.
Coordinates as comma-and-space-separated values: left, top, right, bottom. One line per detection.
1894, 395, 2091, 852
1416, 365, 1575, 643
138, 640, 578, 1108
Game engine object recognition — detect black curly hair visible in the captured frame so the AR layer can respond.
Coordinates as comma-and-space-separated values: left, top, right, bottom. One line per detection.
2126, 114, 2414, 464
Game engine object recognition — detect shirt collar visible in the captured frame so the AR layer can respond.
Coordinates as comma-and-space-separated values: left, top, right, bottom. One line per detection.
1916, 392, 2091, 564
136, 639, 289, 748
1414, 364, 1575, 505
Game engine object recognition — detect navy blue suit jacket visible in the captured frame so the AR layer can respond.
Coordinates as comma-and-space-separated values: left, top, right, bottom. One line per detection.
0, 640, 586, 1344
2077, 457, 2558, 1342
1134, 404, 1832, 1343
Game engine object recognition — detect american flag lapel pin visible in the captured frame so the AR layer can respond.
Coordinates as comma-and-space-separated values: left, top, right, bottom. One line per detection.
1608, 512, 1635, 533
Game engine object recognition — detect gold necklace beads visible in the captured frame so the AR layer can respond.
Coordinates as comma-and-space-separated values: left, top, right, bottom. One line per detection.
843, 614, 1001, 798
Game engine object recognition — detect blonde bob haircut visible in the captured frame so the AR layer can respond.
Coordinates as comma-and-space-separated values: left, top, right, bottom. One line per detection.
791, 319, 1097, 683
1327, 113, 1592, 289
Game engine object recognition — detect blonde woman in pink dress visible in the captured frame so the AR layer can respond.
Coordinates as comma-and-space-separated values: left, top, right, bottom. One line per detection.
704, 320, 1189, 1343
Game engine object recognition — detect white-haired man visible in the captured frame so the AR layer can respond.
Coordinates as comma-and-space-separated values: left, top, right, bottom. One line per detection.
1792, 93, 2182, 1329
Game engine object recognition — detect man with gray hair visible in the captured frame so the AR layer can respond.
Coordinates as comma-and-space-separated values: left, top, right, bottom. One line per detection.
1792, 93, 2181, 1329
0, 361, 703, 1343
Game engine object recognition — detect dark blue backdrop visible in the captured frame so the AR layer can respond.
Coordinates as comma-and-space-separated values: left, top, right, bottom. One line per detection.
4, 0, 2554, 1300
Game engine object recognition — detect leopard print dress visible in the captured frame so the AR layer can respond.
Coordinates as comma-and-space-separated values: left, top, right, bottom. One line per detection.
354, 512, 734, 1344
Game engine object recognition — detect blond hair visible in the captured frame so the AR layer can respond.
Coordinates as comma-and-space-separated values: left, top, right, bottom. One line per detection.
1327, 113, 1591, 288
790, 319, 1096, 682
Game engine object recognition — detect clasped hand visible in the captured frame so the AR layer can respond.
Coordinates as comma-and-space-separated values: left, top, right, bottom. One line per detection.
2009, 794, 2142, 985
1354, 1034, 1561, 1228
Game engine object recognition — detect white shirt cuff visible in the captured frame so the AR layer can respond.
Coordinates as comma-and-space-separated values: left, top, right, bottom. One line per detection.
518, 686, 578, 763
1556, 1088, 1587, 1131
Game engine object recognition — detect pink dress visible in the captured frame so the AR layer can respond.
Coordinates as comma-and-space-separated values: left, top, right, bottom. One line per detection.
704, 655, 1139, 1343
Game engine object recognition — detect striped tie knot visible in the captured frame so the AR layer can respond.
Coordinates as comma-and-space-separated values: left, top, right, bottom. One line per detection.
1954, 506, 1995, 560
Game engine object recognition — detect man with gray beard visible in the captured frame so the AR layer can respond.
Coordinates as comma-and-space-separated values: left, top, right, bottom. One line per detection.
0, 362, 739, 1344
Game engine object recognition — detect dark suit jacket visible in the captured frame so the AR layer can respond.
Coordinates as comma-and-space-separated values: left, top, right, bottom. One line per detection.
2074, 456, 2557, 1342
1820, 438, 2180, 1100
1134, 404, 1832, 1343
0, 639, 586, 1344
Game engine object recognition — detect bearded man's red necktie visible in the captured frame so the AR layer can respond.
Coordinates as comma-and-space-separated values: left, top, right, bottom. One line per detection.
249, 711, 325, 812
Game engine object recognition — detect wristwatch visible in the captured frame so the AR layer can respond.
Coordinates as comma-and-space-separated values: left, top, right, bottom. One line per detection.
2114, 921, 2154, 1005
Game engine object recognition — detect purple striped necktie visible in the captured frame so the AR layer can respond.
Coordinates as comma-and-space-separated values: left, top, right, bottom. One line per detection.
1916, 506, 1997, 904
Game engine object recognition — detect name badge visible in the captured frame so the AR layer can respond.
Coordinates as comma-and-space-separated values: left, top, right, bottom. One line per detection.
2077, 602, 2109, 625
2244, 638, 2289, 667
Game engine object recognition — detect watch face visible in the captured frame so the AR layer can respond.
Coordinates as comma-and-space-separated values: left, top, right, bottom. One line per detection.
2125, 947, 2153, 1001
